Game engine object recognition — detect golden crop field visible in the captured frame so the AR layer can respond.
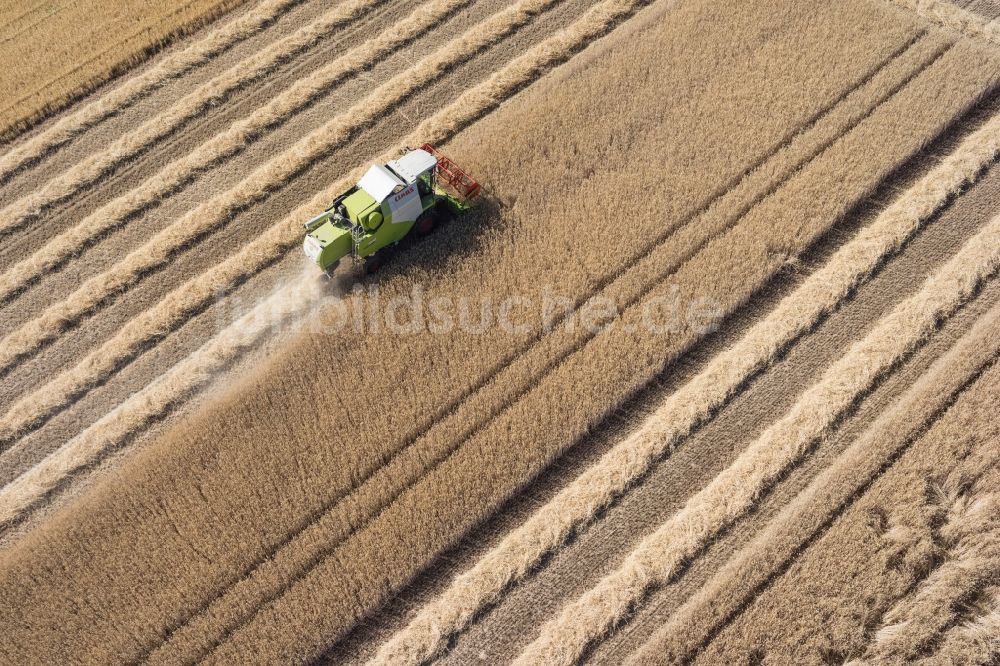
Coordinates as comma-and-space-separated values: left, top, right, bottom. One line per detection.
1, 0, 1000, 663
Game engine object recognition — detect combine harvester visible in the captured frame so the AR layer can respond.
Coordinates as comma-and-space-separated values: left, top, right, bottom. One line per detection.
303, 144, 480, 275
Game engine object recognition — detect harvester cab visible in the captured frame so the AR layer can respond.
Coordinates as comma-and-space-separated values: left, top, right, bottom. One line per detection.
303, 144, 480, 275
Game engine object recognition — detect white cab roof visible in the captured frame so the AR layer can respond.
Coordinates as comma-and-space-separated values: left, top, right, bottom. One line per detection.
357, 164, 403, 202
387, 149, 437, 184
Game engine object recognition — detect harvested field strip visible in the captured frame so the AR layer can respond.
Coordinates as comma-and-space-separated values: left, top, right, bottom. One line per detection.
0, 0, 302, 185
0, 0, 386, 238
855, 465, 1000, 664
0, 0, 473, 305
0, 0, 654, 462
635, 333, 1000, 664
890, 0, 1000, 45
0, 0, 250, 142
681, 319, 1000, 665
0, 0, 571, 387
0, 273, 327, 528
370, 105, 1000, 666
514, 215, 1000, 665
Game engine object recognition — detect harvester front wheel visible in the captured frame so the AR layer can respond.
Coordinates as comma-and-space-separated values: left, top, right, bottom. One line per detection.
415, 207, 440, 236
364, 254, 383, 275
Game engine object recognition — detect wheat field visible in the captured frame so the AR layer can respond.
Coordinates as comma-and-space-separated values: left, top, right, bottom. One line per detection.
1, 0, 1000, 663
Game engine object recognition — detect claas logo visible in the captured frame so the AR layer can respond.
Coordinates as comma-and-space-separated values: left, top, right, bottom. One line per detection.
393, 185, 414, 201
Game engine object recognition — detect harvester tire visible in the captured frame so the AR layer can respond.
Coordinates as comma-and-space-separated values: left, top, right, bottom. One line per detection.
364, 254, 383, 275
415, 208, 438, 236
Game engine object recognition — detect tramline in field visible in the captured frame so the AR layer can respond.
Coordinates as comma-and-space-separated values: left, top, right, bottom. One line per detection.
303, 144, 480, 275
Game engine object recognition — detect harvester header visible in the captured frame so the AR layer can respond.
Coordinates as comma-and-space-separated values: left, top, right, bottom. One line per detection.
420, 143, 481, 200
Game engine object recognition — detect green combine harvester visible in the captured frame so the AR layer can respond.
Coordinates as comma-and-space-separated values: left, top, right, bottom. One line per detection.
303, 143, 481, 275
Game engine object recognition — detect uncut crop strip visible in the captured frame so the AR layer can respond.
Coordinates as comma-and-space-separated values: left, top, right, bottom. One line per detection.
0, 0, 474, 304
0, 1, 256, 146
0, 2, 50, 33
0, 5, 64, 47
370, 106, 1000, 666
0, 0, 386, 237
0, 273, 327, 527
512, 215, 1000, 666
0, 0, 642, 453
0, 0, 572, 388
889, 0, 1000, 46
0, 0, 302, 186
